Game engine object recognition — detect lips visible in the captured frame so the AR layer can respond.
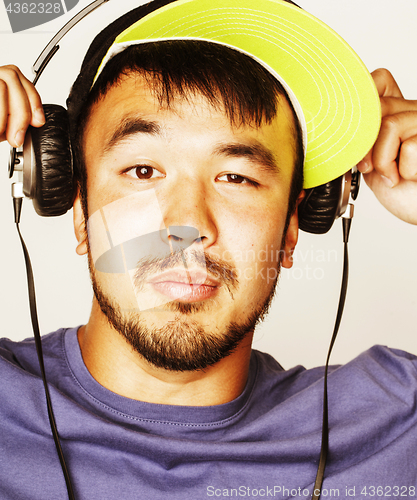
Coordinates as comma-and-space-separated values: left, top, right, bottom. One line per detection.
148, 269, 219, 302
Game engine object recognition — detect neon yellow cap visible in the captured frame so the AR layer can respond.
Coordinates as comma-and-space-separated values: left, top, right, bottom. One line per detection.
96, 0, 381, 188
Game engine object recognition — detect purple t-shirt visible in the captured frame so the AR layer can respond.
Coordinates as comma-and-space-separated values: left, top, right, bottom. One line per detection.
0, 327, 416, 499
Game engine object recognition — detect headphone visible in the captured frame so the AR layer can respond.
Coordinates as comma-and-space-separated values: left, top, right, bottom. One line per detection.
8, 0, 360, 233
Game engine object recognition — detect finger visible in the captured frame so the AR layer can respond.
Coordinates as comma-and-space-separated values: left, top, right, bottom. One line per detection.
398, 134, 417, 181
5, 76, 31, 148
371, 68, 404, 98
0, 66, 33, 147
16, 69, 45, 127
363, 169, 417, 225
357, 149, 374, 174
0, 66, 44, 147
372, 111, 417, 186
0, 78, 8, 142
380, 96, 417, 118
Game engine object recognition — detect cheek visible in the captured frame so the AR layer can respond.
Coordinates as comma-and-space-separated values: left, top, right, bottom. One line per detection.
87, 191, 166, 251
218, 201, 286, 286
219, 194, 287, 250
94, 271, 140, 310
86, 178, 122, 217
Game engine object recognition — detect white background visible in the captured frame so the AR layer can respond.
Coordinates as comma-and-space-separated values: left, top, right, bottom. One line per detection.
0, 0, 416, 370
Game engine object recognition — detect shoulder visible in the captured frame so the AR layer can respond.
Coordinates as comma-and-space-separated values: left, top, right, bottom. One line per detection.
251, 345, 417, 407
331, 345, 417, 403
0, 327, 83, 426
332, 345, 417, 386
254, 344, 417, 382
0, 327, 75, 377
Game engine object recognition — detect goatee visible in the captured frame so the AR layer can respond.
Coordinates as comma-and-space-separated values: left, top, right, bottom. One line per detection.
90, 250, 280, 372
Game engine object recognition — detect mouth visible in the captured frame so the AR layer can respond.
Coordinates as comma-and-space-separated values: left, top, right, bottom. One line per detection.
147, 269, 220, 302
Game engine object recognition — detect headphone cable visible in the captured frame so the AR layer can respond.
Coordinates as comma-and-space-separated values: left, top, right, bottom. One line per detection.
311, 212, 353, 500
13, 191, 76, 500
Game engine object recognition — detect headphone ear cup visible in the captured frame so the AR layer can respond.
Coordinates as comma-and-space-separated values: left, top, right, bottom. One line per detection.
298, 176, 343, 234
29, 104, 75, 216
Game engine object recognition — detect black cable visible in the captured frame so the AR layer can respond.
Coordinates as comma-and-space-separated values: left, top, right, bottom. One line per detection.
14, 197, 75, 500
311, 217, 352, 500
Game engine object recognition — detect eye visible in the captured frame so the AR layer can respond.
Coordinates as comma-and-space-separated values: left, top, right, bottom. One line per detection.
217, 173, 258, 186
226, 174, 244, 184
125, 165, 164, 180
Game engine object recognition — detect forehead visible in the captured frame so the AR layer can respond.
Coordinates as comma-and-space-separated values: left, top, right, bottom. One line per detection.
85, 71, 298, 132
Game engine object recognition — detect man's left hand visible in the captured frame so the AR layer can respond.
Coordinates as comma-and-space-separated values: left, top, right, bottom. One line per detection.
357, 68, 417, 225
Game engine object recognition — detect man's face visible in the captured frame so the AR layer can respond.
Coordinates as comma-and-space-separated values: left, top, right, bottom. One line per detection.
74, 73, 301, 371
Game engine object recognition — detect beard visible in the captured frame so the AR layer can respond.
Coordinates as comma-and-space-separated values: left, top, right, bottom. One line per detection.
89, 248, 281, 372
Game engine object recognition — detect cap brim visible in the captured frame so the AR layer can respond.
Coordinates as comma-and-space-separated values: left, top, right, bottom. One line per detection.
100, 0, 381, 189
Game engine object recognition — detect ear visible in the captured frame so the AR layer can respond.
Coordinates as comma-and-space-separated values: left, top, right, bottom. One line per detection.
73, 189, 88, 256
281, 190, 305, 269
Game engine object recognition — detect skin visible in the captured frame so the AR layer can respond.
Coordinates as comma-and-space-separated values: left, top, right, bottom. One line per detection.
1, 66, 416, 405
357, 69, 417, 225
73, 73, 301, 405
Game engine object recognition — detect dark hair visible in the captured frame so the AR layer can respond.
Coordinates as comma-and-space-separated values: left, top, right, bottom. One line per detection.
74, 40, 304, 225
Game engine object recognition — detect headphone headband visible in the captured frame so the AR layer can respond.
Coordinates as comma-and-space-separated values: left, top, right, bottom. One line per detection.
24, 0, 380, 190
9, 0, 366, 232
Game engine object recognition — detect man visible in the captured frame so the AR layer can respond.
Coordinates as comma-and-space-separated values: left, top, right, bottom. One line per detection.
0, 0, 416, 498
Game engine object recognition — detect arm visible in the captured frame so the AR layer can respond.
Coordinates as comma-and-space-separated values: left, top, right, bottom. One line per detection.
357, 68, 417, 225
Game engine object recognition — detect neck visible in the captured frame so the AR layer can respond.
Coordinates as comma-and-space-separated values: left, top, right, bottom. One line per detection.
78, 300, 253, 406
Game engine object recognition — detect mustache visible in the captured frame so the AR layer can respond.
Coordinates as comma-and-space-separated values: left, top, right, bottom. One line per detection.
133, 249, 239, 292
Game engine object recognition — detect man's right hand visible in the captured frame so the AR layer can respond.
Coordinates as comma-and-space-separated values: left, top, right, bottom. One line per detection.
0, 65, 45, 148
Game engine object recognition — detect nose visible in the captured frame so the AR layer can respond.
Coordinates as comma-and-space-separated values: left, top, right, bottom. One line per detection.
160, 179, 218, 250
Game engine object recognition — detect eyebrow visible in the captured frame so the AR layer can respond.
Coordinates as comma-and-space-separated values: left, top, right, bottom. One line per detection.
213, 143, 280, 174
102, 116, 162, 155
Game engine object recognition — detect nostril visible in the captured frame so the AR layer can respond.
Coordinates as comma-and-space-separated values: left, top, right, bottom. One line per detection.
168, 226, 201, 252
168, 226, 199, 240
168, 234, 182, 242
